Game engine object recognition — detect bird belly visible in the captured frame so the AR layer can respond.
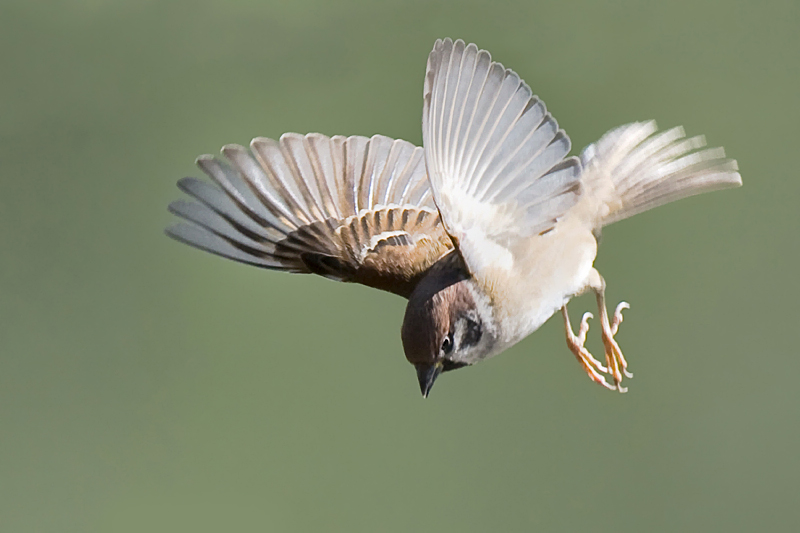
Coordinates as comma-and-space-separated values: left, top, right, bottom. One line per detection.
483, 223, 598, 353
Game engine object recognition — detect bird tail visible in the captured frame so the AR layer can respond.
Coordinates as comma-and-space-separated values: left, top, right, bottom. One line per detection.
579, 121, 742, 228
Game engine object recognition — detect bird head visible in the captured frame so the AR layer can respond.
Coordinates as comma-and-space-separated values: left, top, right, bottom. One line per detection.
401, 270, 495, 397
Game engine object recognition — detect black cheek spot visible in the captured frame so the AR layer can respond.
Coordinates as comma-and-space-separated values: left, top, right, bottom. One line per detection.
463, 318, 482, 347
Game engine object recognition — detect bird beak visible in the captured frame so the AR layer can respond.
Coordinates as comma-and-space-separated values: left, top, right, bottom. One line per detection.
416, 361, 443, 398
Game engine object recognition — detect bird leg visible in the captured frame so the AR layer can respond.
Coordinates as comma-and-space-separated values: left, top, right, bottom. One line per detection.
561, 269, 632, 392
588, 269, 632, 392
561, 305, 614, 391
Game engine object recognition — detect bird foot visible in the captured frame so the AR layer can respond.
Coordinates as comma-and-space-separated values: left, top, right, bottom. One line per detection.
602, 301, 632, 392
562, 310, 615, 391
562, 301, 631, 393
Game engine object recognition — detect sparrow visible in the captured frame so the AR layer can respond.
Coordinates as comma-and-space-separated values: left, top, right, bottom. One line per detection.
167, 38, 741, 397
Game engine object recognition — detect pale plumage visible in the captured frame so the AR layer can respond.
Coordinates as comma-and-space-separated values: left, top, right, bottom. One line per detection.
422, 40, 582, 273
167, 38, 741, 396
420, 38, 740, 391
577, 120, 740, 227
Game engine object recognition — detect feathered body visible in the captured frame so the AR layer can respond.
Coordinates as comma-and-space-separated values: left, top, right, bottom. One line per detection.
167, 38, 741, 395
420, 40, 740, 369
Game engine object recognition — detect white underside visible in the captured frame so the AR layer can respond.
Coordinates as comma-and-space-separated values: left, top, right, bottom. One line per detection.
468, 216, 598, 361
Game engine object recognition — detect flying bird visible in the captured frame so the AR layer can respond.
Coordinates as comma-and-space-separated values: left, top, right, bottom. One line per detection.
167, 38, 741, 397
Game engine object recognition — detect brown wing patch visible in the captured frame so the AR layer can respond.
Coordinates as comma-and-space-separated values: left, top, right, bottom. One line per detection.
275, 206, 453, 297
167, 133, 446, 296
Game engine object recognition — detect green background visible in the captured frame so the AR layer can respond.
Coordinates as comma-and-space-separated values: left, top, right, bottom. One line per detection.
2, 1, 798, 531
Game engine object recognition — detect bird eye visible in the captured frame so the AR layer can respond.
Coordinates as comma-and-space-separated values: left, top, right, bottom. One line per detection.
441, 333, 454, 355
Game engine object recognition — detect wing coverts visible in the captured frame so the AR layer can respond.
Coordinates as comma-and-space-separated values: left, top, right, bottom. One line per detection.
167, 133, 453, 296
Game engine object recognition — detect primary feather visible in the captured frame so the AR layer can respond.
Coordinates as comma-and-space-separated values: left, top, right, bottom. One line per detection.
422, 38, 581, 278
167, 133, 453, 296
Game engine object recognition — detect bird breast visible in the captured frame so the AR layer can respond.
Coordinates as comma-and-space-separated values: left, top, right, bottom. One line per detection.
476, 219, 598, 351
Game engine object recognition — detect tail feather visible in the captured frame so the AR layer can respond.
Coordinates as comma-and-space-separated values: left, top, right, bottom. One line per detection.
580, 121, 742, 227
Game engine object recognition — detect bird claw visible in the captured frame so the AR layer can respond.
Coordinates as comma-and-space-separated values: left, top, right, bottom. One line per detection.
576, 312, 593, 344
611, 301, 630, 336
562, 309, 613, 390
562, 300, 632, 393
600, 301, 632, 391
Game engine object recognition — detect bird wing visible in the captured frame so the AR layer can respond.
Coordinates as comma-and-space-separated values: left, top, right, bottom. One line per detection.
167, 133, 453, 297
422, 38, 582, 277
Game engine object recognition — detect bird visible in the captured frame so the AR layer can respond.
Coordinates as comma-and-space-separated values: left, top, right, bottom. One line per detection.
166, 38, 741, 397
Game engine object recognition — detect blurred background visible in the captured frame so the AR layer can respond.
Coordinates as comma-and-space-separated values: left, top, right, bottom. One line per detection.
1, 0, 797, 531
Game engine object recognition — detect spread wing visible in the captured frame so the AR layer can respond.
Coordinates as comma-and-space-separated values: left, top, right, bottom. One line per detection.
167, 133, 453, 297
422, 38, 582, 275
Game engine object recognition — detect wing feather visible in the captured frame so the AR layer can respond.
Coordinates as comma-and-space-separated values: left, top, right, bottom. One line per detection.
167, 133, 450, 296
422, 38, 581, 276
